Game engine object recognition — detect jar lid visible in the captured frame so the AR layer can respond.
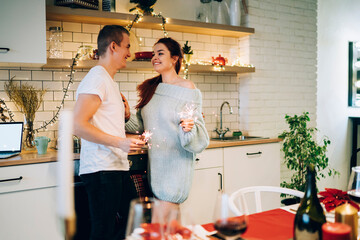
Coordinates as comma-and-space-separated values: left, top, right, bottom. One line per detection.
49, 26, 63, 31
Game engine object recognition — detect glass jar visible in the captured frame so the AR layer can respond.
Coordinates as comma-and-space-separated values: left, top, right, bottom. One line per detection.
49, 26, 63, 58
196, 0, 212, 23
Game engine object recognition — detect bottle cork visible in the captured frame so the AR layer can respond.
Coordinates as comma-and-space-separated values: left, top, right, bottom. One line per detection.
335, 203, 358, 240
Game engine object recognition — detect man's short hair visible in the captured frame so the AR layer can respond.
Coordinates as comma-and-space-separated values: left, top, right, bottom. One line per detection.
97, 25, 129, 57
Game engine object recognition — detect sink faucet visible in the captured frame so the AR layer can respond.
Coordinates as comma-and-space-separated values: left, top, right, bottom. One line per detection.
214, 101, 233, 139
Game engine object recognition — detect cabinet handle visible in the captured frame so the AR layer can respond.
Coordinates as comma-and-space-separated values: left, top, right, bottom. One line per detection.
218, 172, 223, 191
0, 176, 23, 183
0, 48, 10, 53
195, 158, 200, 162
246, 151, 262, 156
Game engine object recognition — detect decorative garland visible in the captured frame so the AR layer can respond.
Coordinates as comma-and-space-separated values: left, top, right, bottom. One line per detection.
126, 11, 168, 37
0, 98, 15, 122
34, 57, 77, 132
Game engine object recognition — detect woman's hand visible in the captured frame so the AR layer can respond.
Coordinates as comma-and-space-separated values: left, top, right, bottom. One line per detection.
180, 119, 194, 132
117, 138, 145, 153
121, 93, 131, 121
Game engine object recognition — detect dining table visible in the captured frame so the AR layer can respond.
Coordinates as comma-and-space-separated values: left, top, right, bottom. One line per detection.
202, 208, 295, 240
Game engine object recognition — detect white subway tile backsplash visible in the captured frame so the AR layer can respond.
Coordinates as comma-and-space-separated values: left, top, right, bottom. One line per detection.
82, 24, 100, 34
10, 71, 31, 80
63, 42, 82, 52
73, 33, 92, 43
63, 22, 82, 32
32, 71, 52, 81
43, 81, 63, 91
136, 28, 152, 38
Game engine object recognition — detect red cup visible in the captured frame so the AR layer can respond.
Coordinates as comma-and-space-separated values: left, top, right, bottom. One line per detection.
322, 222, 351, 240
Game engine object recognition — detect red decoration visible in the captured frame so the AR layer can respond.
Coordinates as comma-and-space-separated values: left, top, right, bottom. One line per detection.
322, 222, 351, 240
319, 188, 360, 212
212, 55, 228, 66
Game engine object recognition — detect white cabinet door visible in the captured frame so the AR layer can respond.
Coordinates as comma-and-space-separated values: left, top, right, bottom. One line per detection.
0, 0, 46, 66
181, 148, 223, 225
0, 187, 63, 240
223, 143, 280, 213
181, 167, 223, 225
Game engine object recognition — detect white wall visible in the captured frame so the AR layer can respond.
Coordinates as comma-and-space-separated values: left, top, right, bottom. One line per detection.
238, 0, 319, 185
317, 0, 360, 190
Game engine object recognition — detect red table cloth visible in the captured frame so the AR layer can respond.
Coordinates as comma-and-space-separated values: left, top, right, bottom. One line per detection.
202, 208, 295, 240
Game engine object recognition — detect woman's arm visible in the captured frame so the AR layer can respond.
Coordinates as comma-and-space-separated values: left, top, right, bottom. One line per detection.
178, 107, 209, 154
125, 109, 145, 134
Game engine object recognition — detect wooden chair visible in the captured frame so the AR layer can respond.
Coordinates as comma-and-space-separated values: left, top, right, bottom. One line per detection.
229, 186, 304, 215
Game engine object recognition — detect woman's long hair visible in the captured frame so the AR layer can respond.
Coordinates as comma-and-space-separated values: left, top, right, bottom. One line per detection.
135, 37, 183, 109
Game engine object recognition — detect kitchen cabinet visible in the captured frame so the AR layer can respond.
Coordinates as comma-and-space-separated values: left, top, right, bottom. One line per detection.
0, 162, 62, 240
181, 148, 223, 225
0, 0, 46, 67
223, 143, 281, 213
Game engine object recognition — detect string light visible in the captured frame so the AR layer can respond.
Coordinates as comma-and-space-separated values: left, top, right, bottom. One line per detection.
126, 11, 168, 37
0, 99, 15, 122
34, 57, 78, 133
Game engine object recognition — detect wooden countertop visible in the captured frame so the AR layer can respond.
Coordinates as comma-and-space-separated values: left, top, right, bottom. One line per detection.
0, 148, 147, 167
0, 138, 281, 167
207, 138, 282, 148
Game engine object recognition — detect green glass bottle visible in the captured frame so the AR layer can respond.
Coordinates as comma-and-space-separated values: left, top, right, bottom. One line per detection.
293, 164, 326, 240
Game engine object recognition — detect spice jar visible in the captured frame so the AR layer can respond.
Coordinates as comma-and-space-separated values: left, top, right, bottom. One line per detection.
49, 27, 63, 58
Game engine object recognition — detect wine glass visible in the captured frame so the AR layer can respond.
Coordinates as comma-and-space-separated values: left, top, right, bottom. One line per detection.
347, 166, 360, 204
213, 192, 248, 240
165, 208, 193, 240
125, 197, 164, 240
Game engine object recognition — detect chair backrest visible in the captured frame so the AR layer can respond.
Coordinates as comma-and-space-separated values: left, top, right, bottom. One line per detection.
229, 186, 304, 215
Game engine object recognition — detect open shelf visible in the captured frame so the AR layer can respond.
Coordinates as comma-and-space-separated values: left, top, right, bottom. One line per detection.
43, 59, 255, 74
46, 6, 254, 38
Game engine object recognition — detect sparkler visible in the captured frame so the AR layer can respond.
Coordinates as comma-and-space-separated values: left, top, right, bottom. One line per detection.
178, 103, 198, 121
141, 130, 153, 143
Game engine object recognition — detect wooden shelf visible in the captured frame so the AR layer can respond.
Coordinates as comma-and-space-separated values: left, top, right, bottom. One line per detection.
43, 59, 255, 74
46, 6, 254, 38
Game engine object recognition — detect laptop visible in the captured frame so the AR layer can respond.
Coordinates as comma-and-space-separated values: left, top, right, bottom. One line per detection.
0, 122, 23, 159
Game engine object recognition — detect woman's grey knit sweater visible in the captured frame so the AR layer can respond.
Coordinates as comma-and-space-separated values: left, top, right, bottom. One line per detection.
126, 83, 209, 203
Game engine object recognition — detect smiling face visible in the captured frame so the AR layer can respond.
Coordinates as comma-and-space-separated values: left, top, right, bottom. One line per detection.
151, 43, 178, 74
114, 33, 131, 69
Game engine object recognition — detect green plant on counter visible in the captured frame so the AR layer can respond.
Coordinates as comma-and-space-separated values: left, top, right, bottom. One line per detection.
182, 41, 193, 55
278, 112, 339, 192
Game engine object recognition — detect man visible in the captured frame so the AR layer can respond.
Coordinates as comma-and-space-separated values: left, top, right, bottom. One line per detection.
74, 25, 145, 240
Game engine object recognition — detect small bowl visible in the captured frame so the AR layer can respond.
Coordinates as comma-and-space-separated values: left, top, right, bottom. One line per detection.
135, 51, 153, 60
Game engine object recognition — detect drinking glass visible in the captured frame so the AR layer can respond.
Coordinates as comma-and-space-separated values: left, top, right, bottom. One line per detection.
165, 208, 193, 240
213, 193, 248, 240
347, 166, 360, 204
125, 197, 164, 240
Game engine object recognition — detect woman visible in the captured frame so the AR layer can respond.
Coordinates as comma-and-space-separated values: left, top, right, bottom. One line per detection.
126, 37, 209, 215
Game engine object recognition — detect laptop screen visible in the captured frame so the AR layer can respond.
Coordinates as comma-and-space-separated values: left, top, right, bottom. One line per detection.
0, 122, 23, 153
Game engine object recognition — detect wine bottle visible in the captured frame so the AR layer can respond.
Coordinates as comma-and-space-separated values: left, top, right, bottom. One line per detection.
294, 164, 326, 240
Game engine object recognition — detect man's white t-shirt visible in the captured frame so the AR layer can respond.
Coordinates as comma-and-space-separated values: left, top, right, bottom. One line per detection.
76, 65, 129, 175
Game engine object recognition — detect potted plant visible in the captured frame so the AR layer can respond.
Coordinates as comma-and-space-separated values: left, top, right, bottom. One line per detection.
182, 41, 193, 64
129, 0, 157, 15
278, 112, 339, 204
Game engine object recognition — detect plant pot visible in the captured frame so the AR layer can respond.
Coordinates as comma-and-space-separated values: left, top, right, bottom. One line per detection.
281, 197, 301, 206
183, 54, 192, 65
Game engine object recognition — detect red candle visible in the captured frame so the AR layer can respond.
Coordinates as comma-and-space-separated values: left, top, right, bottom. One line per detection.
322, 222, 351, 240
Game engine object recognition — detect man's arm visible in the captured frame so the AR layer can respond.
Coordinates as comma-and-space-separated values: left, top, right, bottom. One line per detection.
74, 94, 144, 152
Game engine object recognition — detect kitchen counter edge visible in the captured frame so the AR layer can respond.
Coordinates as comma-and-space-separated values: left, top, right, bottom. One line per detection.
0, 138, 281, 167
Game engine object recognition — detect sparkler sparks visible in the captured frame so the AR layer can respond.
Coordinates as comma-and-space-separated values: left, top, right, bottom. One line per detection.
178, 103, 198, 121
141, 130, 153, 143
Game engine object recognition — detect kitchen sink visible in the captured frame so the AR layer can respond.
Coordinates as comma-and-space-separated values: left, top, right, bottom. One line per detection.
210, 136, 269, 141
